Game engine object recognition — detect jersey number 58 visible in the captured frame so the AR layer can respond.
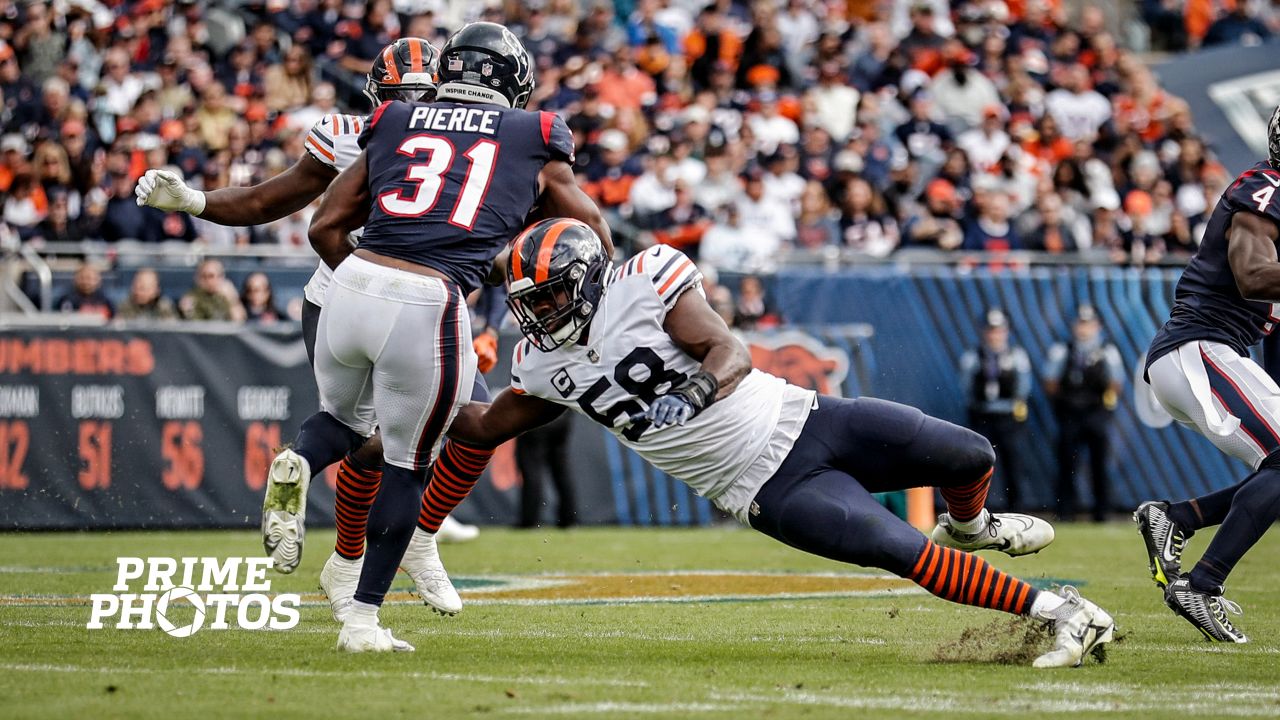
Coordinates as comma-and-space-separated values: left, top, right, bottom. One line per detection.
577, 347, 688, 441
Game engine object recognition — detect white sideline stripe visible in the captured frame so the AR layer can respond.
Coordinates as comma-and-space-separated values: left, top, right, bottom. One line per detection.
0, 663, 647, 688
503, 702, 741, 715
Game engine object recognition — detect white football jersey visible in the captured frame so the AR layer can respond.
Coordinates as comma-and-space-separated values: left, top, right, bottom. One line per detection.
303, 113, 366, 306
511, 246, 816, 522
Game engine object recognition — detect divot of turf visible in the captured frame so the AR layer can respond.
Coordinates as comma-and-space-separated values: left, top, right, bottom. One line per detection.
931, 616, 1049, 665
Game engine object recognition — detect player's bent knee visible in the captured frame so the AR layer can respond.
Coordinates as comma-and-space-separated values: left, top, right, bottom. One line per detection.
352, 433, 384, 469
918, 416, 996, 483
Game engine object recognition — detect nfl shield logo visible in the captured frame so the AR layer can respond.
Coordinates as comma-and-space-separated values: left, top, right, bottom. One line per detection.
447, 56, 463, 72
481, 62, 493, 77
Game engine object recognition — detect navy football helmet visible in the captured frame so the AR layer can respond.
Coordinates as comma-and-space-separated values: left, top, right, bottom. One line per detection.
1269, 104, 1280, 169
436, 22, 535, 109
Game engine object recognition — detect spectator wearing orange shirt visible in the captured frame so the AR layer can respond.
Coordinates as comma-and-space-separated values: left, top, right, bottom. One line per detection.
582, 129, 643, 211
595, 47, 657, 113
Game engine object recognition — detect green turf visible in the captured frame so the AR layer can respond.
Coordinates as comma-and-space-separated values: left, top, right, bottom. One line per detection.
1, 524, 1278, 719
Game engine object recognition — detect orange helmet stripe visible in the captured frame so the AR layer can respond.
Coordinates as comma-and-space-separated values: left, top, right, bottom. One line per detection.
534, 220, 574, 283
510, 229, 530, 282
382, 45, 401, 84
407, 40, 423, 74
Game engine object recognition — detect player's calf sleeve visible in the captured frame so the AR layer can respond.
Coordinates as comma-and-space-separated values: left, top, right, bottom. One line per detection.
1189, 467, 1280, 592
292, 411, 365, 475
417, 440, 493, 533
334, 454, 382, 560
906, 539, 1037, 615
940, 466, 994, 523
353, 465, 425, 606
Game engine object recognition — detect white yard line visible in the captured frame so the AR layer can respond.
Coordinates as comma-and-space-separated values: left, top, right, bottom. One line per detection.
713, 684, 1280, 717
503, 702, 741, 715
0, 663, 647, 688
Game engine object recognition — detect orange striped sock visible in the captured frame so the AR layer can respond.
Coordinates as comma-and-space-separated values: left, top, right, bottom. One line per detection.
417, 441, 493, 533
334, 456, 381, 560
907, 540, 1037, 615
940, 466, 993, 522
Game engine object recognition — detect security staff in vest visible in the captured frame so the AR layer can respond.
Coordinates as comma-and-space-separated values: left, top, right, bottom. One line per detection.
1044, 305, 1124, 522
959, 309, 1032, 509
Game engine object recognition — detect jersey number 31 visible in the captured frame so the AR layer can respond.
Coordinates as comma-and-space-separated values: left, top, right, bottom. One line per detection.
378, 134, 499, 230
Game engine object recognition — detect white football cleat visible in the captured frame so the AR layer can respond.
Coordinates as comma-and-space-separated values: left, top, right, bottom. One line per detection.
262, 449, 311, 574
319, 551, 362, 623
337, 616, 414, 653
400, 527, 462, 616
436, 514, 480, 543
1031, 586, 1115, 668
931, 510, 1055, 557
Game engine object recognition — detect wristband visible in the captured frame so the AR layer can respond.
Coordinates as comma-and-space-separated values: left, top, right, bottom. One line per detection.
673, 370, 719, 416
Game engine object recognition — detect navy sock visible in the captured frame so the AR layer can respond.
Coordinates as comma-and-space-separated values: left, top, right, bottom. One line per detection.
1188, 467, 1280, 592
292, 411, 364, 475
1166, 477, 1250, 535
353, 464, 426, 606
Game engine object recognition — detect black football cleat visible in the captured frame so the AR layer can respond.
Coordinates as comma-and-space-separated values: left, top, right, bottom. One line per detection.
1134, 500, 1185, 589
1164, 578, 1248, 643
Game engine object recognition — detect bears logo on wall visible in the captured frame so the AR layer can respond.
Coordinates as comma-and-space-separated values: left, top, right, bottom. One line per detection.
744, 331, 849, 397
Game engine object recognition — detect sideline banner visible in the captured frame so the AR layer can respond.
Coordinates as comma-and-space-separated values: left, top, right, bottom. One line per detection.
0, 324, 875, 530
0, 326, 332, 530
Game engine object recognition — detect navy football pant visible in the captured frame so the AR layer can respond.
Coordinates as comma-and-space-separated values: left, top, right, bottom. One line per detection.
750, 396, 995, 575
749, 396, 1038, 615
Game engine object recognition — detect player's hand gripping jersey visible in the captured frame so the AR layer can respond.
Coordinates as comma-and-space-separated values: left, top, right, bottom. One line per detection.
510, 245, 815, 521
1148, 162, 1280, 367
356, 99, 575, 295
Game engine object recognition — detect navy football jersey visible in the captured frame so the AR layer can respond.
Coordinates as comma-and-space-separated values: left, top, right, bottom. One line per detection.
1148, 162, 1280, 367
357, 100, 575, 295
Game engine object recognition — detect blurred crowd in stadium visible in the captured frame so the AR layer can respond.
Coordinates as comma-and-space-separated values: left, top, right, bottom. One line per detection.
0, 0, 1273, 314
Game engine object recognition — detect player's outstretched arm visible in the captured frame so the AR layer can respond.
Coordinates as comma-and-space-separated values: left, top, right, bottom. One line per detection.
537, 160, 614, 257
448, 389, 566, 449
135, 154, 336, 225
308, 151, 371, 270
1228, 210, 1280, 301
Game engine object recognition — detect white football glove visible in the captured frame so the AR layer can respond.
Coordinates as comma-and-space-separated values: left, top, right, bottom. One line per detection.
134, 169, 206, 216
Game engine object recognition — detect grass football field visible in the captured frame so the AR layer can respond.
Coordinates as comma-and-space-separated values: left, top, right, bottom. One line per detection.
1, 523, 1278, 719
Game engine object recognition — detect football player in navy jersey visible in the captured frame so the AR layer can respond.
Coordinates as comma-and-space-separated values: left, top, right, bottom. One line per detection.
308, 22, 612, 653
137, 40, 486, 613
1136, 105, 1280, 643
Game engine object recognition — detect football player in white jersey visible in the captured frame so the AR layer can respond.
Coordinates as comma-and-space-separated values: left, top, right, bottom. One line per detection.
448, 218, 1116, 668
134, 39, 484, 617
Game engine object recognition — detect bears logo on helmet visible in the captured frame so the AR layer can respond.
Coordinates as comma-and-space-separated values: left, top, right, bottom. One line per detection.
364, 38, 440, 107
507, 218, 611, 351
